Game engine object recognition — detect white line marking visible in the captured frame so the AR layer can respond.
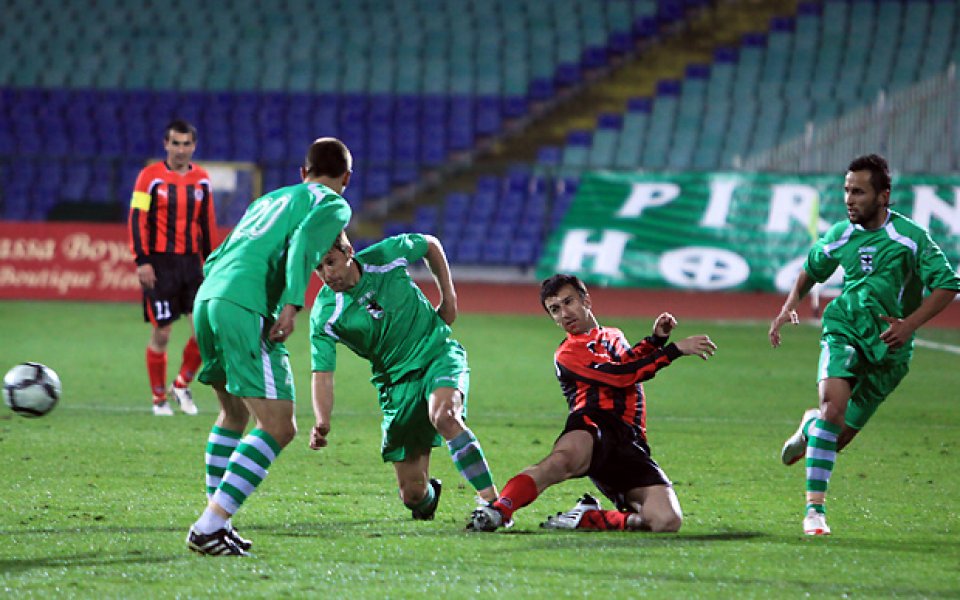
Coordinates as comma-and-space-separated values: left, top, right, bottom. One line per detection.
915, 338, 960, 355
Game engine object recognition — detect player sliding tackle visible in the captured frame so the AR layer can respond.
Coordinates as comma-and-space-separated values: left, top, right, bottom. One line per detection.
470, 274, 716, 532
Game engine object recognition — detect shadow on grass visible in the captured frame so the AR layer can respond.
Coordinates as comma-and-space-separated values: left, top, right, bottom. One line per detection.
0, 551, 177, 574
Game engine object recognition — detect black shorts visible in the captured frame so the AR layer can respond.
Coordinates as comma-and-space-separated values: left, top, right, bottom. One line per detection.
141, 253, 203, 327
559, 408, 672, 511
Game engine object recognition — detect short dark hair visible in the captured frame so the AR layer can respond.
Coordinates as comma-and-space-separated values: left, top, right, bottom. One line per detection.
304, 137, 352, 178
847, 153, 891, 193
164, 119, 197, 142
329, 230, 351, 254
539, 273, 588, 312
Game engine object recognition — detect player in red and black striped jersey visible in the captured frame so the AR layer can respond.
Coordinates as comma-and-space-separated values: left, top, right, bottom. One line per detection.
469, 274, 717, 533
128, 119, 218, 416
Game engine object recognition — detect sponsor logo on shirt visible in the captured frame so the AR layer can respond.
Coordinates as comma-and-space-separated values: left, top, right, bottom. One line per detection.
858, 246, 875, 273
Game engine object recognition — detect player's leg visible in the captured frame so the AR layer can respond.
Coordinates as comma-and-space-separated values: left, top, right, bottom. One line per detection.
429, 387, 497, 502
142, 256, 177, 414
812, 359, 906, 534
544, 430, 679, 533
802, 376, 850, 535
170, 257, 203, 414
798, 336, 862, 535
471, 429, 593, 531
146, 323, 173, 414
621, 485, 683, 532
205, 383, 249, 498
203, 383, 253, 552
425, 342, 498, 502
189, 397, 294, 556
188, 303, 296, 555
393, 449, 442, 520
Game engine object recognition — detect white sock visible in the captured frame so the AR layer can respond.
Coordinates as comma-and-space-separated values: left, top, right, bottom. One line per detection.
194, 507, 228, 534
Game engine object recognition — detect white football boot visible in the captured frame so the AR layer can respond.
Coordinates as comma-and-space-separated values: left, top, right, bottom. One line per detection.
802, 508, 831, 536
169, 384, 199, 415
541, 493, 602, 529
152, 401, 174, 416
781, 408, 820, 466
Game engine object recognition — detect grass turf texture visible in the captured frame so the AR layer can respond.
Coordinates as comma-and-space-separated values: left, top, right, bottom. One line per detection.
1, 300, 958, 598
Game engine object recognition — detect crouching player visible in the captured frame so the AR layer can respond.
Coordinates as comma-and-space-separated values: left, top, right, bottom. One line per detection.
309, 232, 498, 520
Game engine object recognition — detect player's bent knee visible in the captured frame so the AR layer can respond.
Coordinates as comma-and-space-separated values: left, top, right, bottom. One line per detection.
267, 422, 297, 448
648, 512, 682, 533
430, 409, 465, 439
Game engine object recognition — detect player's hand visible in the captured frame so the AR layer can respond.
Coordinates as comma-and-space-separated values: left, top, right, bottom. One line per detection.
136, 263, 156, 290
768, 308, 799, 348
652, 312, 677, 337
309, 422, 330, 450
675, 335, 717, 360
269, 304, 298, 342
878, 315, 914, 350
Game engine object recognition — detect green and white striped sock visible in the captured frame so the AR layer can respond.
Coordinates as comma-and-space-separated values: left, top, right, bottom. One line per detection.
805, 418, 840, 506
211, 428, 282, 515
447, 429, 494, 493
205, 426, 242, 499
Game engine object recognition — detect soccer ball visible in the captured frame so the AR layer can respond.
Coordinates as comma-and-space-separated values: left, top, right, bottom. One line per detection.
3, 362, 61, 418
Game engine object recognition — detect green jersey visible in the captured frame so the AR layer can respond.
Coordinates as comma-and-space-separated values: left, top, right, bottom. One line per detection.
197, 182, 351, 317
805, 209, 960, 364
310, 234, 452, 386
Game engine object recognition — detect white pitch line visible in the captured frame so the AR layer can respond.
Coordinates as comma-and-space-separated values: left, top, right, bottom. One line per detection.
915, 338, 960, 355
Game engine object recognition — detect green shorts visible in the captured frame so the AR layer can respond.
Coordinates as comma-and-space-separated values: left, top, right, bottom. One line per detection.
194, 298, 296, 401
817, 333, 909, 430
377, 340, 469, 463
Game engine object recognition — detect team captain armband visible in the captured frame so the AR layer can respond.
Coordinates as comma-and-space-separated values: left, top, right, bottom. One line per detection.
130, 191, 151, 211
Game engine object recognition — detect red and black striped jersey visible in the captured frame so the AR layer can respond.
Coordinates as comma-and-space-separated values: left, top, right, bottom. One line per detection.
554, 326, 682, 435
128, 161, 217, 265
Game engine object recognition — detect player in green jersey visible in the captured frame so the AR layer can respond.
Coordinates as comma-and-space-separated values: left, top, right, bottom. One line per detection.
769, 154, 960, 536
185, 138, 353, 556
309, 231, 498, 520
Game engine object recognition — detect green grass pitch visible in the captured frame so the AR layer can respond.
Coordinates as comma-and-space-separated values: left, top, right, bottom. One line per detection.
1, 300, 958, 597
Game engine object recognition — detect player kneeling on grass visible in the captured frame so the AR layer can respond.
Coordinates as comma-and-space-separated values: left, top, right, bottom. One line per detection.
309, 231, 498, 520
469, 274, 717, 533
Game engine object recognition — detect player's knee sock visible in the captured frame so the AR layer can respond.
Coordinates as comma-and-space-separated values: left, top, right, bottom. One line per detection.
210, 428, 282, 517
447, 429, 495, 493
492, 473, 539, 520
205, 426, 242, 498
404, 482, 436, 512
146, 347, 167, 402
176, 336, 202, 387
805, 418, 840, 513
579, 510, 628, 531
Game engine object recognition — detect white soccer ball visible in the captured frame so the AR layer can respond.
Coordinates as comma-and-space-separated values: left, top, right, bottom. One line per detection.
3, 362, 61, 418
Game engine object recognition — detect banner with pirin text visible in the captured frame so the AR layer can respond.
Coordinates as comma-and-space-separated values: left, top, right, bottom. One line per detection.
536, 171, 960, 294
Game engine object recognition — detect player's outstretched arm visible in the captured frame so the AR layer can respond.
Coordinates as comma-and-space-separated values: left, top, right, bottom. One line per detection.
423, 234, 458, 325
673, 335, 717, 361
770, 269, 816, 348
310, 371, 335, 450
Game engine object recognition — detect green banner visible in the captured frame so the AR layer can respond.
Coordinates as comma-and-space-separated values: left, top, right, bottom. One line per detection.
536, 171, 960, 293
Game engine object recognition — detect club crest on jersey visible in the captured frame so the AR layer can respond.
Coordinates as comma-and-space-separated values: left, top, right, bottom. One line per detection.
858, 246, 876, 273
194, 188, 204, 201
358, 291, 384, 319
